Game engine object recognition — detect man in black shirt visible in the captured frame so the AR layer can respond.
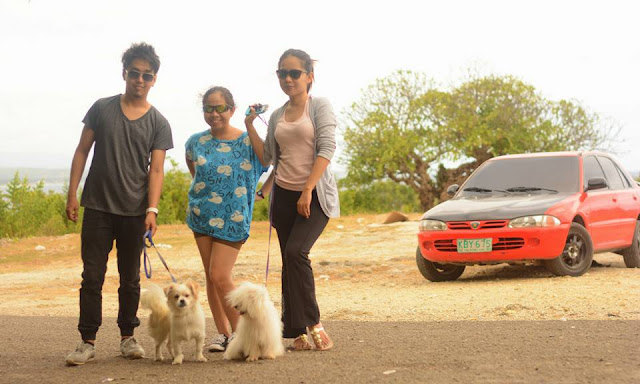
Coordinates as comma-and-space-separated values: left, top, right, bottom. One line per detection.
65, 42, 173, 366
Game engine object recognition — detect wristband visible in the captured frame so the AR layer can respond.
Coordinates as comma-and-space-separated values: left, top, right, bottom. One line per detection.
146, 207, 159, 215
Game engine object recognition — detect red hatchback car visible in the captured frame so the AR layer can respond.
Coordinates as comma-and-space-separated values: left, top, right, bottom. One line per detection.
416, 151, 640, 281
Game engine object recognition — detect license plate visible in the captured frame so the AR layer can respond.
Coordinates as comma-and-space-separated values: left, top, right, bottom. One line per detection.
457, 238, 492, 253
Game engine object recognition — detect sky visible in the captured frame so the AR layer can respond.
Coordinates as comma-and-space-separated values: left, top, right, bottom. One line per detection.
1, 0, 639, 176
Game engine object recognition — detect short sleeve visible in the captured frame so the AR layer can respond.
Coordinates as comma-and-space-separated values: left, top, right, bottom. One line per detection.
185, 135, 195, 162
81, 100, 100, 132
152, 112, 174, 151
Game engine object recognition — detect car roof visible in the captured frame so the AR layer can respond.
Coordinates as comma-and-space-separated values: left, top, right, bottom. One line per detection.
490, 151, 613, 161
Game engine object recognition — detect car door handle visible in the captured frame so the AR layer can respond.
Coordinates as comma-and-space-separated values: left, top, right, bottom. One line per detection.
612, 198, 617, 202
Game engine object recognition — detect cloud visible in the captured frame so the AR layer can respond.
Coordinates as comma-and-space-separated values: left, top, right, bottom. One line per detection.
199, 134, 212, 145
217, 143, 232, 153
194, 182, 206, 193
208, 192, 223, 204
197, 156, 207, 166
240, 159, 252, 171
231, 211, 244, 222
217, 165, 232, 176
234, 186, 247, 197
209, 218, 224, 229
192, 206, 200, 216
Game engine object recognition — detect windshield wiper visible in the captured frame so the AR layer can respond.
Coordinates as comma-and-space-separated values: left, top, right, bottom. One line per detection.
463, 187, 511, 194
463, 187, 493, 193
505, 186, 558, 193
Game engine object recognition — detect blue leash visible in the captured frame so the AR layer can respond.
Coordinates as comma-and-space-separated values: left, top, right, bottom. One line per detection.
142, 230, 177, 283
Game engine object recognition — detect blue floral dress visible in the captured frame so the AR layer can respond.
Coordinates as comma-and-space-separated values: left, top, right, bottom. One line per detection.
185, 130, 267, 242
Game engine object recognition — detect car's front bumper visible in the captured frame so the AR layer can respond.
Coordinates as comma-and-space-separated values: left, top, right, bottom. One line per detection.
417, 223, 570, 264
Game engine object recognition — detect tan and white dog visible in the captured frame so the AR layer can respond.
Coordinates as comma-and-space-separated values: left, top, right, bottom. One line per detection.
223, 282, 284, 362
141, 281, 207, 364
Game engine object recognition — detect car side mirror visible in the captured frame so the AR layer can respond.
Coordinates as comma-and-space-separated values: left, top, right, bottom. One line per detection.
447, 184, 460, 196
586, 177, 608, 191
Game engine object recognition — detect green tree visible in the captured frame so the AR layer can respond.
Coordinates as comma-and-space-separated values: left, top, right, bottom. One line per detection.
0, 172, 75, 238
158, 158, 192, 225
342, 70, 448, 211
339, 180, 421, 215
342, 70, 616, 211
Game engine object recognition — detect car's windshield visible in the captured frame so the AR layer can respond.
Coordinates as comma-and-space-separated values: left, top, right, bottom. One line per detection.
459, 156, 580, 197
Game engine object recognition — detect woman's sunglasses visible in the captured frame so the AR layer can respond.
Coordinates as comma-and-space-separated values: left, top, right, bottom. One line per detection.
276, 69, 307, 80
125, 70, 155, 82
203, 104, 232, 113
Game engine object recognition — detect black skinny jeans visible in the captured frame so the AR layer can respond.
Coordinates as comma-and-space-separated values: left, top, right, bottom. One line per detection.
78, 208, 145, 340
271, 184, 329, 338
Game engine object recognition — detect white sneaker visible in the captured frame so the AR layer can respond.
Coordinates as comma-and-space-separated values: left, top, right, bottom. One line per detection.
65, 341, 95, 366
120, 337, 144, 359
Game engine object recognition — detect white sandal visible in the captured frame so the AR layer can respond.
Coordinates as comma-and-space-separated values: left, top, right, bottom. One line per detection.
309, 327, 334, 351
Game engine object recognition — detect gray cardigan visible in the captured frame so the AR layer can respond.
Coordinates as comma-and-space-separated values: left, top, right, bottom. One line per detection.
264, 96, 340, 218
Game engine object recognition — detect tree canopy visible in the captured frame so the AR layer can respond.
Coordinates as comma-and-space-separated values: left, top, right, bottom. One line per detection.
341, 70, 617, 210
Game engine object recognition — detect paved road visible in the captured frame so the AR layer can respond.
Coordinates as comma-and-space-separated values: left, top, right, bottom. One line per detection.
0, 316, 638, 383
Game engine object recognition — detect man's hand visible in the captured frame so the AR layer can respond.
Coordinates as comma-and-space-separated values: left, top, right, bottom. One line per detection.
66, 195, 80, 222
145, 212, 158, 237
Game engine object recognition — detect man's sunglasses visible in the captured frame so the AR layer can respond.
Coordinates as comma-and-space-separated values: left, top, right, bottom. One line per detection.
126, 70, 155, 82
203, 104, 232, 113
276, 69, 307, 80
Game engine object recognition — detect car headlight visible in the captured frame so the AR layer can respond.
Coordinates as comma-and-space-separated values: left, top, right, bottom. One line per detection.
508, 215, 560, 228
419, 219, 447, 231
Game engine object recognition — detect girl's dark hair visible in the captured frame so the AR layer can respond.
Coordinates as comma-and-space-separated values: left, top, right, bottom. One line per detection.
121, 42, 160, 73
202, 86, 235, 107
278, 48, 315, 92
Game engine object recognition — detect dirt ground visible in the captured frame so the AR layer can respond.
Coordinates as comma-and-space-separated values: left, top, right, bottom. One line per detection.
0, 213, 639, 383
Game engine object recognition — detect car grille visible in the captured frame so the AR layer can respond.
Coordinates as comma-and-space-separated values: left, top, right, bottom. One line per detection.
447, 220, 508, 230
434, 237, 525, 252
493, 237, 525, 250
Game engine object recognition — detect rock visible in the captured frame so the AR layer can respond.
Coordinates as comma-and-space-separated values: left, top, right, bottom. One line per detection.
35, 245, 46, 251
383, 211, 409, 224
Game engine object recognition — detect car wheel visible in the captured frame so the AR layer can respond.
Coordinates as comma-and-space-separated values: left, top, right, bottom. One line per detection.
415, 247, 465, 282
544, 222, 594, 276
621, 220, 640, 268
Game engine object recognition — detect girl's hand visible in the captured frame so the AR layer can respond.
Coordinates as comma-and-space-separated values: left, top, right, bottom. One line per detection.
297, 189, 312, 219
244, 105, 258, 127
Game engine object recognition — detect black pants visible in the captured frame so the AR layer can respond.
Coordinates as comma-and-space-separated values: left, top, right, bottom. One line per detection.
271, 184, 329, 338
78, 208, 145, 340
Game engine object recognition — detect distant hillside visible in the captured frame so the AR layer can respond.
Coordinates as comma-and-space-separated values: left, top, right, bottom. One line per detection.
0, 168, 75, 185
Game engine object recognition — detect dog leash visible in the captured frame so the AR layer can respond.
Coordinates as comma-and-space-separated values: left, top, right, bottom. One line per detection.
264, 187, 274, 286
143, 229, 177, 283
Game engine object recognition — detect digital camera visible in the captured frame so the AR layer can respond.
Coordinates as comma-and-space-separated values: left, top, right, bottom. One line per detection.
245, 104, 269, 116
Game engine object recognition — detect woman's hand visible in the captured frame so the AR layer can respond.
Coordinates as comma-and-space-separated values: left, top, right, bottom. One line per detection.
244, 105, 258, 127
297, 189, 313, 219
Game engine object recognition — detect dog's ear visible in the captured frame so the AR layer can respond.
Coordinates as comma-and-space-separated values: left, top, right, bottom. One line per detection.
164, 284, 173, 297
187, 280, 200, 298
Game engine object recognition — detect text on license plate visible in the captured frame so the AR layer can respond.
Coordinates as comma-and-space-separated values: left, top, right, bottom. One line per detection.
456, 238, 492, 253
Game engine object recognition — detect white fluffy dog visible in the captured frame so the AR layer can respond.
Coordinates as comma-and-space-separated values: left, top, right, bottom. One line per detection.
140, 281, 207, 364
223, 282, 284, 362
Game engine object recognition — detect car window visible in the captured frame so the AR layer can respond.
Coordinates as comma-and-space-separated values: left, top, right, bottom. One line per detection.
597, 156, 625, 190
615, 164, 632, 188
460, 156, 580, 196
583, 156, 606, 191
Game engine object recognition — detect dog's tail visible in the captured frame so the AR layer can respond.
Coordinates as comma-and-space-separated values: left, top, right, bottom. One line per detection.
140, 284, 169, 317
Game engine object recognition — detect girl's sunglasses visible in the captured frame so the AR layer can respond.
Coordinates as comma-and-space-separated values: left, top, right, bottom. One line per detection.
203, 104, 232, 113
276, 69, 307, 80
126, 70, 155, 82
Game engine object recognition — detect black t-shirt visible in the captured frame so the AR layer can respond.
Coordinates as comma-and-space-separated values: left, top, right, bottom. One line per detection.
81, 94, 173, 216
